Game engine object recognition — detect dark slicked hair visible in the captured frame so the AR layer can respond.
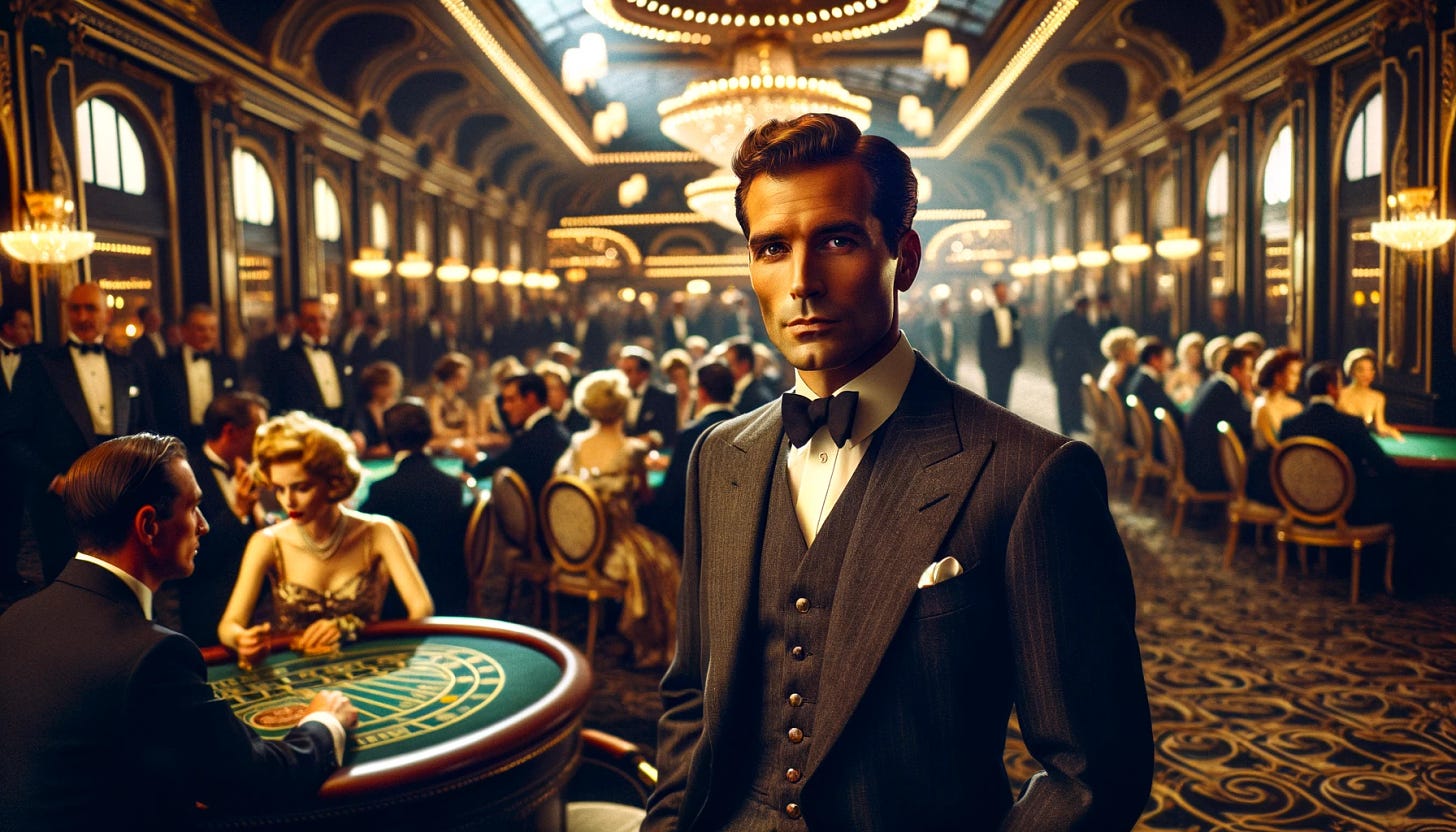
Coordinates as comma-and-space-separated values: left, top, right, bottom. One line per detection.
1304, 359, 1342, 399
1220, 345, 1254, 376
695, 361, 734, 404
0, 304, 29, 328
383, 398, 433, 453
203, 391, 270, 441
62, 434, 188, 552
505, 372, 548, 406
732, 113, 917, 251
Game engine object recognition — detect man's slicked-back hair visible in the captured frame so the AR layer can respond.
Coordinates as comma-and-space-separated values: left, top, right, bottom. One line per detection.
62, 434, 188, 553
732, 113, 917, 251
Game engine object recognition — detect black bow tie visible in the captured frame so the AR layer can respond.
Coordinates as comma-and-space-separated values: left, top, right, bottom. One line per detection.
0, 346, 17, 356
70, 341, 104, 355
306, 342, 330, 353
781, 391, 859, 448
190, 351, 215, 362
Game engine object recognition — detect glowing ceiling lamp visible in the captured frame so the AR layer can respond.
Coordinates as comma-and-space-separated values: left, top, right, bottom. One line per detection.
1111, 233, 1152, 264
1370, 187, 1456, 252
1076, 243, 1112, 268
1050, 249, 1079, 273
1, 191, 95, 264
435, 256, 470, 282
471, 261, 499, 284
1155, 227, 1203, 261
395, 251, 434, 279
684, 169, 741, 232
348, 246, 393, 279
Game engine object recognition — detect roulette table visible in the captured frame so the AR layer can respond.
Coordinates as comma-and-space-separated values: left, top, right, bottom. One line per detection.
1378, 426, 1456, 470
199, 618, 592, 830
354, 455, 476, 506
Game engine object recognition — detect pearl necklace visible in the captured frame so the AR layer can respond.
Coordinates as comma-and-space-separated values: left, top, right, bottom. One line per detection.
298, 512, 348, 561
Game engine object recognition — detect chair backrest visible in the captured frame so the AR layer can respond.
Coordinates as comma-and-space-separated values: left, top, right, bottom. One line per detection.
1216, 420, 1249, 499
1079, 374, 1102, 431
1104, 386, 1129, 441
1155, 407, 1185, 475
1125, 395, 1155, 459
538, 475, 609, 577
491, 467, 536, 552
1268, 436, 1356, 525
463, 494, 493, 582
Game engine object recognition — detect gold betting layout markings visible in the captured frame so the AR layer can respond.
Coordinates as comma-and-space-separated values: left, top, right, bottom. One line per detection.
211, 640, 507, 752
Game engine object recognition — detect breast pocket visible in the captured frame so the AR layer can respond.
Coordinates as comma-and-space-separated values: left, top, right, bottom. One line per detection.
908, 561, 996, 621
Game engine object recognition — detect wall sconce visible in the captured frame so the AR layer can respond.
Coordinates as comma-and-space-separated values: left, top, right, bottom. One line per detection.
1, 191, 96, 264
348, 246, 392, 279
1370, 187, 1456, 252
1154, 227, 1203, 261
435, 256, 470, 283
395, 251, 434, 279
1111, 232, 1152, 264
1029, 256, 1052, 276
498, 266, 524, 286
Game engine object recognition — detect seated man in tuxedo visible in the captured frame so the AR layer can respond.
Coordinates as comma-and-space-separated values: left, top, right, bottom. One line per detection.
360, 399, 470, 617
0, 434, 356, 830
1278, 360, 1398, 526
1183, 345, 1256, 492
617, 344, 677, 449
471, 371, 570, 501
154, 304, 241, 448
176, 392, 269, 646
1127, 336, 1182, 459
644, 360, 737, 553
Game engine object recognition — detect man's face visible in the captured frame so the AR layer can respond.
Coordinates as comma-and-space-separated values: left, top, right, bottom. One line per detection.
1230, 356, 1255, 394
992, 283, 1009, 306
617, 356, 648, 389
66, 283, 110, 343
222, 405, 265, 462
149, 459, 209, 582
499, 382, 537, 428
544, 374, 568, 410
276, 313, 297, 336
299, 302, 330, 341
183, 311, 219, 353
1, 309, 34, 346
142, 307, 162, 331
742, 159, 918, 395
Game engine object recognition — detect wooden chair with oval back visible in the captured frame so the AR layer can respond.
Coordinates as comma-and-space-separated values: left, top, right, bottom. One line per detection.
538, 475, 624, 663
1125, 394, 1173, 509
462, 493, 495, 617
1157, 407, 1231, 538
1080, 373, 1113, 461
1268, 436, 1396, 604
1100, 385, 1141, 492
491, 467, 550, 624
1216, 420, 1286, 572
564, 729, 657, 830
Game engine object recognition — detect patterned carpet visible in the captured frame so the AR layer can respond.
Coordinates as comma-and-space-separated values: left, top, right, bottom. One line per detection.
564, 497, 1456, 830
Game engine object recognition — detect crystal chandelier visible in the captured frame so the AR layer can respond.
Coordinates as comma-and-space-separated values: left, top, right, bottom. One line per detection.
684, 169, 741, 232
660, 38, 871, 170
1370, 187, 1456, 252
348, 246, 392, 279
1, 191, 96, 264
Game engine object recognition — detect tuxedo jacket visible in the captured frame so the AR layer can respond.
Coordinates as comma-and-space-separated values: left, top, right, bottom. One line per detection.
1128, 366, 1182, 461
647, 407, 735, 553
733, 376, 778, 414
976, 305, 1023, 373
176, 448, 255, 646
245, 333, 291, 406
646, 356, 1151, 831
360, 453, 469, 616
6, 344, 152, 481
0, 559, 337, 829
1277, 402, 1398, 525
632, 383, 680, 447
152, 350, 242, 444
473, 412, 571, 501
1183, 376, 1251, 492
273, 340, 352, 425
922, 315, 962, 379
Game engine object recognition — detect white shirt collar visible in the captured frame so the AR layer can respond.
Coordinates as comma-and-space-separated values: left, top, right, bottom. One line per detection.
524, 407, 553, 431
1309, 395, 1336, 408
1212, 371, 1238, 394
792, 332, 916, 446
74, 553, 153, 620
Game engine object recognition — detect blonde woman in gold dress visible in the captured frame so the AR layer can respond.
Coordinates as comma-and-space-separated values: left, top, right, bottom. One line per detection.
218, 412, 433, 667
1338, 347, 1403, 440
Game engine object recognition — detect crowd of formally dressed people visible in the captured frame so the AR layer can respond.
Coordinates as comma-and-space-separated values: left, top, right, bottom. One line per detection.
1042, 293, 1403, 528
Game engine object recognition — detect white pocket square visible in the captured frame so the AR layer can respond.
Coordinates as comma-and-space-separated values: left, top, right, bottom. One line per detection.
128, 385, 140, 398
917, 556, 964, 589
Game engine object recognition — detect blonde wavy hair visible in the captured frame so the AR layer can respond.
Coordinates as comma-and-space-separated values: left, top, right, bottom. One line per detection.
574, 369, 632, 424
1099, 326, 1139, 362
252, 411, 361, 503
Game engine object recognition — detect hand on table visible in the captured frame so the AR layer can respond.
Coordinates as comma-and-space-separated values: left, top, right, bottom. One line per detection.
290, 617, 343, 655
305, 689, 359, 730
236, 622, 272, 669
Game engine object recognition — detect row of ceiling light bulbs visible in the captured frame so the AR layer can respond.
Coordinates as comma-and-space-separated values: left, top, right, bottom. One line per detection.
1004, 229, 1204, 278
347, 248, 581, 288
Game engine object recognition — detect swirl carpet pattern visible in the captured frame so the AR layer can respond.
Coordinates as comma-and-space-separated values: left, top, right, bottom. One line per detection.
576, 502, 1456, 829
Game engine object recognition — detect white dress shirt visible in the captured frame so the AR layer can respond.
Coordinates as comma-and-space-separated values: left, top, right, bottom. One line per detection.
787, 334, 915, 545
1, 337, 21, 390
301, 337, 343, 409
993, 306, 1014, 348
69, 337, 114, 435
938, 318, 955, 364
182, 345, 214, 426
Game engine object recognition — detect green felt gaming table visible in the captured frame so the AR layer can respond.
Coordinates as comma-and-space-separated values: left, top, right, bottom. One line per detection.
199, 618, 591, 830
1377, 427, 1456, 470
354, 455, 476, 507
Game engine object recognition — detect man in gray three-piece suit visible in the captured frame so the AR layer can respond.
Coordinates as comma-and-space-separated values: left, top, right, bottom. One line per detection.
644, 114, 1152, 831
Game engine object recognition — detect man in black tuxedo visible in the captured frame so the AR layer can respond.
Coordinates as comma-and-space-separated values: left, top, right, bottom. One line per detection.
0, 434, 356, 830
176, 392, 268, 647
244, 309, 296, 403
646, 361, 735, 554
566, 305, 609, 370
274, 298, 350, 426
646, 114, 1149, 832
618, 344, 678, 448
131, 303, 168, 366
976, 279, 1022, 407
661, 293, 695, 351
7, 282, 154, 583
922, 295, 962, 381
152, 304, 241, 448
1127, 336, 1182, 460
360, 399, 470, 616
0, 304, 36, 596
472, 372, 570, 501
1046, 293, 1098, 436
726, 338, 776, 413
1278, 361, 1398, 525
1183, 345, 1255, 492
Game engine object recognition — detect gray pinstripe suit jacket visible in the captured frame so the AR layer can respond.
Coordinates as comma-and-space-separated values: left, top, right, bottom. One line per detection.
645, 354, 1152, 831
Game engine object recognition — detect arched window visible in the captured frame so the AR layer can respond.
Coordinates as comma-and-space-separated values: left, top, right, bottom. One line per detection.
231, 148, 275, 226
76, 98, 146, 195
1205, 151, 1229, 220
1263, 126, 1293, 207
1344, 93, 1383, 182
371, 200, 391, 251
313, 178, 341, 242
1261, 125, 1294, 347
415, 218, 433, 256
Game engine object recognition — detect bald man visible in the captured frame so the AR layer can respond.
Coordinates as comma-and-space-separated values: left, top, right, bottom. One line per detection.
6, 282, 153, 582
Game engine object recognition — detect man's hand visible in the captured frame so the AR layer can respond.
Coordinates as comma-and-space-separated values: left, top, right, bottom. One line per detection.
232, 459, 259, 519
305, 689, 359, 729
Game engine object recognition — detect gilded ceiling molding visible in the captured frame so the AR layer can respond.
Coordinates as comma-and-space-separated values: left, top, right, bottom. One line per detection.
1237, 0, 1290, 32
1281, 55, 1315, 102
267, 1, 420, 77
12, 0, 81, 30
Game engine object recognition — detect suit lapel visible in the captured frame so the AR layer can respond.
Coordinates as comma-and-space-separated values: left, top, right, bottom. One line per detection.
44, 350, 97, 444
701, 405, 781, 738
807, 358, 994, 774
